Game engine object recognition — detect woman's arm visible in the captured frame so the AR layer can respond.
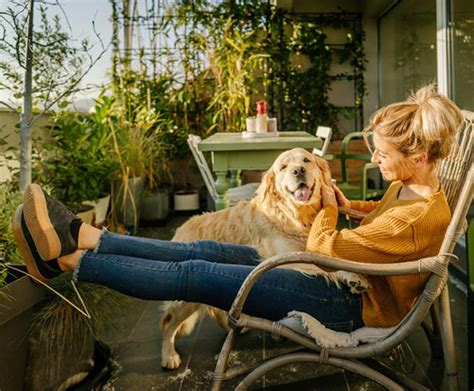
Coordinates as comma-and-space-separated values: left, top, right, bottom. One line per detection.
333, 185, 379, 213
306, 205, 415, 264
350, 200, 380, 213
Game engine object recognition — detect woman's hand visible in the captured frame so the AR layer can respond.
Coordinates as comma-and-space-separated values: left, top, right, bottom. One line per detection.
333, 185, 351, 209
321, 184, 338, 209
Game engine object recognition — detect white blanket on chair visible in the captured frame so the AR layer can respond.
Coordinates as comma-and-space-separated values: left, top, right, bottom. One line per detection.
279, 311, 396, 348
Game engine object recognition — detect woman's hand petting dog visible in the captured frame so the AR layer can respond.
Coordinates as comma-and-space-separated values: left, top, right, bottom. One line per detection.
333, 185, 351, 208
321, 184, 351, 209
321, 183, 338, 208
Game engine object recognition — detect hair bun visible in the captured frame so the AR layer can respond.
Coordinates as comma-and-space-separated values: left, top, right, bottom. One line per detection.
367, 84, 463, 163
408, 84, 438, 106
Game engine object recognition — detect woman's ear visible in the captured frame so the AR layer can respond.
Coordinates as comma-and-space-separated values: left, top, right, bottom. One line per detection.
256, 168, 276, 203
412, 152, 428, 166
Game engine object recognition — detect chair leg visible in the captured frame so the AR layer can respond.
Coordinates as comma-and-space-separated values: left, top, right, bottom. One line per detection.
211, 329, 236, 391
438, 286, 460, 391
234, 352, 404, 391
421, 302, 444, 359
362, 357, 431, 391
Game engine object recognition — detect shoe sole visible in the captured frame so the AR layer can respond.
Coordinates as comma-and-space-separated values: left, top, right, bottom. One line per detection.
12, 205, 47, 283
23, 184, 62, 261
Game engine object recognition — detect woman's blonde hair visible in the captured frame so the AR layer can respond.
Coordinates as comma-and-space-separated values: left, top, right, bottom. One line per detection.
364, 84, 463, 163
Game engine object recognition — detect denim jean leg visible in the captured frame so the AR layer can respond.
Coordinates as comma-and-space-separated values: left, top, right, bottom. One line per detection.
96, 231, 261, 266
75, 251, 363, 330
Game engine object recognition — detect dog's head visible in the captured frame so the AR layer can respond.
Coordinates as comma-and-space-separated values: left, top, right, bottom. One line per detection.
257, 148, 331, 206
255, 148, 332, 233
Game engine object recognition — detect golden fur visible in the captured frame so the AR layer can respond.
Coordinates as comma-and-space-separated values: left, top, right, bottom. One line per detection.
171, 148, 331, 257
159, 148, 369, 369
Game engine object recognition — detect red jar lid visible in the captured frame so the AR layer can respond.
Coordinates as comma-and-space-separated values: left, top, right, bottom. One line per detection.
257, 100, 267, 115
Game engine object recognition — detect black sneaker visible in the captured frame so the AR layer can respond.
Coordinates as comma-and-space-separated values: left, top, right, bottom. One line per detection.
12, 205, 63, 283
23, 184, 82, 260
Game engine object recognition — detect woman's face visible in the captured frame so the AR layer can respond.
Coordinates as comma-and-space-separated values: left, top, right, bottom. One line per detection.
370, 133, 413, 182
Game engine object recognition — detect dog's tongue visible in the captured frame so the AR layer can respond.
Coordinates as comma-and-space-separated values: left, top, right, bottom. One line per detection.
295, 185, 311, 202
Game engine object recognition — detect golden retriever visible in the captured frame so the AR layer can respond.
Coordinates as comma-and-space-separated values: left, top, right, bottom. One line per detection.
160, 148, 368, 369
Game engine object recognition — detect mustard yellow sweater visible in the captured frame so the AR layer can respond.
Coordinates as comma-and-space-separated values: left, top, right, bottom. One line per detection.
306, 181, 451, 327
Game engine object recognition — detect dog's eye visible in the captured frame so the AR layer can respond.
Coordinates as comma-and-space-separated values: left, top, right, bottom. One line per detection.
303, 157, 311, 163
280, 164, 287, 171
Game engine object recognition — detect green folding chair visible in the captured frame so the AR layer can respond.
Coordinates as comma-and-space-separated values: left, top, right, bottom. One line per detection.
330, 131, 386, 200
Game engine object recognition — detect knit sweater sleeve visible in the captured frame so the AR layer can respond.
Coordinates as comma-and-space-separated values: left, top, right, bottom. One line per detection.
306, 205, 416, 263
350, 200, 380, 213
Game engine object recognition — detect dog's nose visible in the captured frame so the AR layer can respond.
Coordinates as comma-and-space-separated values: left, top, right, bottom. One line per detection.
292, 166, 306, 177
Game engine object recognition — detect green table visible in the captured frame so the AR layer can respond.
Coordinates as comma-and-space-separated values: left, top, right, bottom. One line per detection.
198, 131, 322, 209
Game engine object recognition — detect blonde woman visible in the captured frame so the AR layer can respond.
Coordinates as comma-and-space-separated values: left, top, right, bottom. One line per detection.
13, 85, 463, 333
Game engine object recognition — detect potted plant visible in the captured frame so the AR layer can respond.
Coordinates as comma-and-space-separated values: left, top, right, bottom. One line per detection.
38, 108, 118, 225
108, 106, 152, 233
24, 276, 127, 390
140, 164, 172, 224
0, 182, 47, 391
106, 77, 174, 232
0, 183, 125, 390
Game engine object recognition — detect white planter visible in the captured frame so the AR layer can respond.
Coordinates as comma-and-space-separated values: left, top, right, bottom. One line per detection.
82, 194, 111, 225
76, 204, 95, 225
174, 190, 199, 211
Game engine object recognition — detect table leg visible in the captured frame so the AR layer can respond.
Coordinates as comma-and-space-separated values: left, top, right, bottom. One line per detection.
215, 171, 229, 210
229, 170, 242, 188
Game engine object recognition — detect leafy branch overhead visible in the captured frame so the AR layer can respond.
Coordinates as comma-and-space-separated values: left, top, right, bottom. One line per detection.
0, 1, 109, 118
110, 1, 366, 141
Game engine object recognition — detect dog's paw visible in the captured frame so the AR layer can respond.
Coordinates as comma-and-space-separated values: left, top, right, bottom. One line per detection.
161, 353, 182, 370
337, 271, 371, 294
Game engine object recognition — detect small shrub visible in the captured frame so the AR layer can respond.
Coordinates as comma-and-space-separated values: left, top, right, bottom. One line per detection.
0, 181, 23, 287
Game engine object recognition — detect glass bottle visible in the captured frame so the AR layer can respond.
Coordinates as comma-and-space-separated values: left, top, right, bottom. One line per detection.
256, 100, 268, 133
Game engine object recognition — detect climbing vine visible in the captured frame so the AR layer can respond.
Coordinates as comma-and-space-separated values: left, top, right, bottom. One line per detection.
109, 0, 366, 153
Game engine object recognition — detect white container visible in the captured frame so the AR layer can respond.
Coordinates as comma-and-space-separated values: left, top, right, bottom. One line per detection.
82, 194, 111, 225
174, 190, 200, 211
268, 117, 277, 132
76, 205, 95, 225
256, 114, 268, 133
246, 117, 257, 132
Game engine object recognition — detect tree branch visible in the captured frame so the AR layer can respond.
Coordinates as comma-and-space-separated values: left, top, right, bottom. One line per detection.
31, 43, 109, 125
0, 99, 19, 111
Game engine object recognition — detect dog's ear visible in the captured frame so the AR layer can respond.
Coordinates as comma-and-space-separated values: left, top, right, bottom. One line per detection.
314, 156, 332, 187
256, 167, 276, 203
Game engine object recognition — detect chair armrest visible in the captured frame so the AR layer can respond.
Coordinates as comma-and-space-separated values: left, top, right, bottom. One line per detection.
360, 162, 380, 199
338, 206, 368, 222
341, 132, 364, 153
322, 153, 336, 161
228, 252, 450, 322
362, 161, 378, 174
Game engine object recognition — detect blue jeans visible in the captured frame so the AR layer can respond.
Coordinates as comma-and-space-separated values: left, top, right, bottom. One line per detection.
75, 231, 364, 331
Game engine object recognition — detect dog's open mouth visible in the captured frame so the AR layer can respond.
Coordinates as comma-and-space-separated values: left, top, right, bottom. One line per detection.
290, 183, 315, 202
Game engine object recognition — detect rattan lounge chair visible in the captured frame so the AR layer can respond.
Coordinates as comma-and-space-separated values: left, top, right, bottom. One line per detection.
211, 111, 473, 391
